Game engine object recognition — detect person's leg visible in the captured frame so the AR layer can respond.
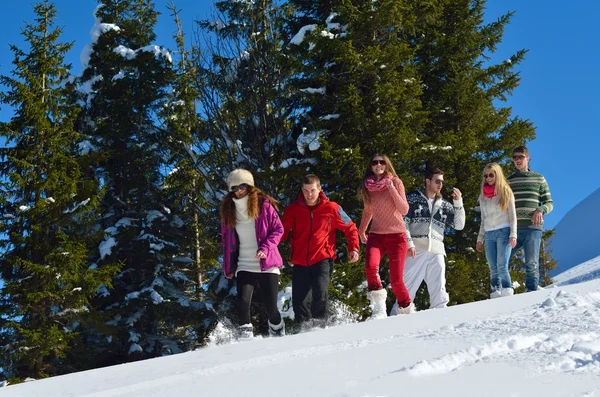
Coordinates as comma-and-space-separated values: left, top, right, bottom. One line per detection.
236, 271, 255, 325
403, 250, 428, 300
364, 233, 384, 291
424, 252, 450, 309
256, 273, 285, 336
292, 265, 312, 323
521, 228, 542, 292
484, 230, 500, 294
496, 227, 513, 290
386, 233, 411, 308
310, 259, 332, 321
256, 273, 282, 325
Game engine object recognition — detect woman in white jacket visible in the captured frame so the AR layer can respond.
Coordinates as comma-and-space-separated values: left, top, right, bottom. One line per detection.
476, 163, 517, 298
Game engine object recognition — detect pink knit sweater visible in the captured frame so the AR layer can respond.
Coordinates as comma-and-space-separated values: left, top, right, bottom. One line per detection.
359, 177, 409, 237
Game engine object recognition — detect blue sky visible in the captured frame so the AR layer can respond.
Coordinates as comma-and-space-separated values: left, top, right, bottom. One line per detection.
0, 0, 598, 230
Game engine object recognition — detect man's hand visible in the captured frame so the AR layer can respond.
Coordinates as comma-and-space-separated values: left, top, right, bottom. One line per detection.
476, 241, 483, 252
531, 209, 543, 226
255, 250, 266, 259
452, 187, 462, 200
349, 250, 359, 263
360, 234, 368, 244
407, 247, 416, 258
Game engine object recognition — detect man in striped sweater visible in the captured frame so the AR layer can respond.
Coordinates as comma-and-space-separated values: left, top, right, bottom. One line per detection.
508, 146, 553, 292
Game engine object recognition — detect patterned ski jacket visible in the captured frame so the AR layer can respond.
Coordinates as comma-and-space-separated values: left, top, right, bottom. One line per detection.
404, 188, 465, 255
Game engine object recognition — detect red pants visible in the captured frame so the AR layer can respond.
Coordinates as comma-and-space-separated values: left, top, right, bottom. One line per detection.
364, 233, 411, 307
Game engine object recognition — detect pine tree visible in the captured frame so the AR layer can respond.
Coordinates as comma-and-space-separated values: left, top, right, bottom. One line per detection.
0, 1, 119, 382
194, 0, 301, 198
74, 0, 210, 365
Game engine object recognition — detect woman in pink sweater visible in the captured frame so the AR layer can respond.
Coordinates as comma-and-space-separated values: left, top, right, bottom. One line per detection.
358, 154, 414, 318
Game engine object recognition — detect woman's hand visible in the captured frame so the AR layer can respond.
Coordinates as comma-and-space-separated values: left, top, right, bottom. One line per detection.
255, 250, 266, 259
386, 178, 394, 188
509, 237, 517, 249
476, 241, 483, 252
360, 234, 368, 244
225, 272, 234, 279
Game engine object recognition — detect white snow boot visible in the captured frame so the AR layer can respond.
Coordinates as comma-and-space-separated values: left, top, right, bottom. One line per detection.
239, 323, 254, 340
268, 319, 285, 337
490, 290, 502, 299
396, 302, 416, 315
500, 287, 514, 297
367, 289, 388, 319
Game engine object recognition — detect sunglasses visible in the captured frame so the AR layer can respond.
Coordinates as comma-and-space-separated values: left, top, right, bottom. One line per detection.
513, 154, 526, 160
230, 183, 248, 193
483, 173, 495, 178
433, 179, 444, 185
371, 160, 386, 166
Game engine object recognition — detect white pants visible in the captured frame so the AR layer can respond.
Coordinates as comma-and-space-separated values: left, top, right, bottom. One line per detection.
403, 250, 449, 309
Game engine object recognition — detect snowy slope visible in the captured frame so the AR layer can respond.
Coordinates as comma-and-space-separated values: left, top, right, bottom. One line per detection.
553, 254, 600, 286
2, 280, 600, 396
551, 186, 600, 275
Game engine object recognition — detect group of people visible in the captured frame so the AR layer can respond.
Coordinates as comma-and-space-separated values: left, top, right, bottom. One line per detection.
219, 145, 553, 338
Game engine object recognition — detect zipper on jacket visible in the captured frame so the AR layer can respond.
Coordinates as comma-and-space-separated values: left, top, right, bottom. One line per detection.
306, 210, 313, 265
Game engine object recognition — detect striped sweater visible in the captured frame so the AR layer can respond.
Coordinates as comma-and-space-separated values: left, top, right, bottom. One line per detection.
507, 170, 553, 230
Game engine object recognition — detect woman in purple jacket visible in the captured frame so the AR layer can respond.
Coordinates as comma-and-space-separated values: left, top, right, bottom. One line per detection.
220, 169, 285, 339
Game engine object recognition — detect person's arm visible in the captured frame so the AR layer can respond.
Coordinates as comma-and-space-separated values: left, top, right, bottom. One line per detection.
403, 194, 415, 250
508, 192, 517, 239
538, 177, 554, 215
332, 204, 360, 254
358, 202, 372, 244
451, 194, 466, 231
258, 202, 284, 257
388, 177, 409, 215
477, 195, 485, 244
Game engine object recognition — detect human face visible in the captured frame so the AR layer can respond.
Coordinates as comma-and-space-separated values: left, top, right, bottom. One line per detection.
512, 152, 529, 172
302, 183, 321, 206
426, 174, 444, 196
371, 157, 386, 179
483, 171, 496, 186
231, 183, 249, 198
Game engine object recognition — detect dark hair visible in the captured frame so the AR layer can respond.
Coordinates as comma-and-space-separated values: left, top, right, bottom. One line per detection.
512, 146, 529, 156
302, 174, 321, 187
357, 154, 399, 205
425, 168, 444, 181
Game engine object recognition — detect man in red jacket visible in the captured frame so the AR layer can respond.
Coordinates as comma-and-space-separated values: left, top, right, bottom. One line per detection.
281, 174, 360, 325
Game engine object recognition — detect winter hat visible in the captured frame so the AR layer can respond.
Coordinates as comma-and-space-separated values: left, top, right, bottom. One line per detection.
226, 169, 255, 191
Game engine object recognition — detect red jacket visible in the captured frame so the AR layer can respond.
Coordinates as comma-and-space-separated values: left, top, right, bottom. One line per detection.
281, 191, 359, 266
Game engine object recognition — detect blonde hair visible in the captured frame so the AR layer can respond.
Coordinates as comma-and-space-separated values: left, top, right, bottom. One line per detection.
481, 163, 513, 211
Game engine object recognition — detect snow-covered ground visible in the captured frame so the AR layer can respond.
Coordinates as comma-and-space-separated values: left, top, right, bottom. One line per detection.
2, 276, 600, 397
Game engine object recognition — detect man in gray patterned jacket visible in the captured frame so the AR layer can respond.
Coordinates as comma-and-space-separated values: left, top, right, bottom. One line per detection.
392, 168, 466, 312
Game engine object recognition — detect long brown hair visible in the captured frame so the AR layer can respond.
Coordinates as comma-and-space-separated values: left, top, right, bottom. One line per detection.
220, 185, 280, 228
481, 163, 513, 212
357, 154, 398, 206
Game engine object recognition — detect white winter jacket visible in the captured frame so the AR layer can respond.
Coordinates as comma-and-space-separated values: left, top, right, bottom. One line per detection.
477, 193, 517, 243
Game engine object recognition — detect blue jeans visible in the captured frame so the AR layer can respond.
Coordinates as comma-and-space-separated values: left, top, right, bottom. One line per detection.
510, 228, 542, 292
484, 227, 512, 291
